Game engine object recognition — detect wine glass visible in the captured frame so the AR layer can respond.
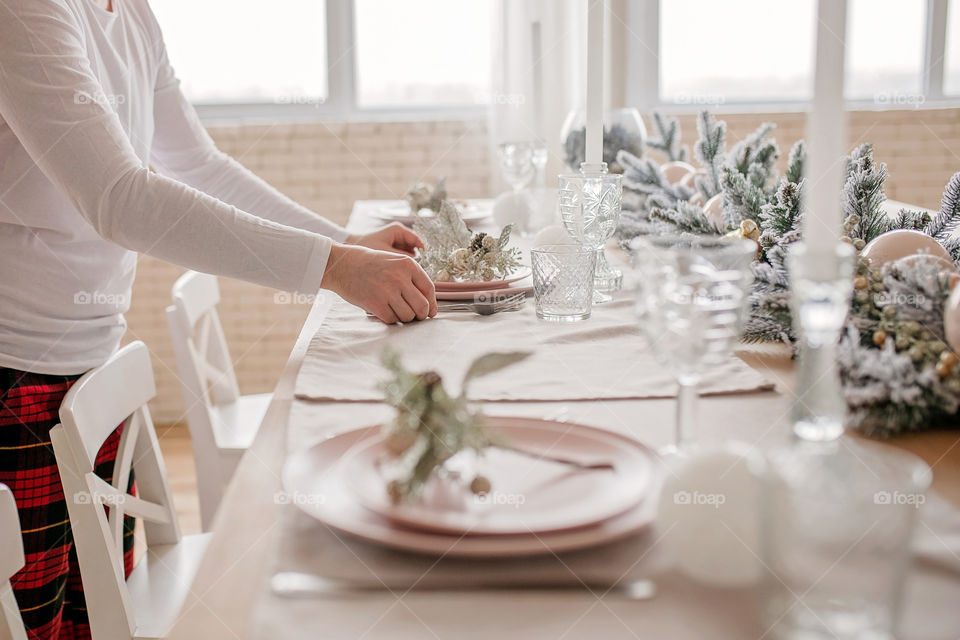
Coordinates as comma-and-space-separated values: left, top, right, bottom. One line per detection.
558, 167, 623, 303
498, 142, 537, 193
630, 235, 755, 456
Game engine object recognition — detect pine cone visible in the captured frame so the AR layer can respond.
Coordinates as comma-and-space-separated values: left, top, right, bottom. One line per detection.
470, 233, 488, 253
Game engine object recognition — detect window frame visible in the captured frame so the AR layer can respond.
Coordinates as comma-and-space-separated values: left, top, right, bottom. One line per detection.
624, 0, 960, 114
192, 0, 487, 123
191, 0, 959, 123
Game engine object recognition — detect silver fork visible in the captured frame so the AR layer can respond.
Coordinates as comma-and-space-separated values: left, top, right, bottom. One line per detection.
438, 293, 527, 315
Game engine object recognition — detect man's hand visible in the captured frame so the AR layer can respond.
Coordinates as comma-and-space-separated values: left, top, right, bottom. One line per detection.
321, 244, 437, 324
346, 223, 424, 256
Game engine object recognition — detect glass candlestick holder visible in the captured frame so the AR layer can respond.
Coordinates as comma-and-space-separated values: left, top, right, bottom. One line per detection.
558, 162, 623, 303
786, 241, 855, 442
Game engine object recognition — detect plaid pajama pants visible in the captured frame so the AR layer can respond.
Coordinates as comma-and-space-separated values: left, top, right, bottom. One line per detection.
0, 368, 135, 640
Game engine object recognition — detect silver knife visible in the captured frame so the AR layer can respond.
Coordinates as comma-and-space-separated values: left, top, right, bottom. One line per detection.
270, 571, 657, 600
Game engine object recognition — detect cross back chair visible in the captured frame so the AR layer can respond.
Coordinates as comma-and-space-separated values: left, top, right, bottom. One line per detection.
166, 271, 270, 530
0, 484, 27, 640
51, 341, 209, 640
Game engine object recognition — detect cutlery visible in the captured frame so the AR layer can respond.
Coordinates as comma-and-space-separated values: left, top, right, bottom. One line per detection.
493, 444, 615, 471
437, 295, 526, 315
365, 293, 527, 320
270, 571, 657, 600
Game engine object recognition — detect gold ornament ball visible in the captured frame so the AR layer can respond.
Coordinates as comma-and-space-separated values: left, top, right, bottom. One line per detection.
470, 475, 492, 496
853, 276, 869, 290
940, 351, 959, 368
873, 330, 887, 347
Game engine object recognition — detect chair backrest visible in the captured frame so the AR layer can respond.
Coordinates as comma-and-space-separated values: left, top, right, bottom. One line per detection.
169, 271, 240, 406
0, 485, 27, 640
51, 341, 180, 640
166, 271, 237, 530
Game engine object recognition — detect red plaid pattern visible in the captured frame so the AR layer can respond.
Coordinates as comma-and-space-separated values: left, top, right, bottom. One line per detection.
1, 368, 135, 640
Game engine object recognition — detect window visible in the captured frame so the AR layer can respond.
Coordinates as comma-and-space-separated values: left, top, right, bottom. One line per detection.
150, 0, 490, 112
846, 0, 924, 100
353, 0, 493, 108
659, 0, 816, 104
657, 0, 936, 106
946, 0, 960, 95
151, 0, 328, 104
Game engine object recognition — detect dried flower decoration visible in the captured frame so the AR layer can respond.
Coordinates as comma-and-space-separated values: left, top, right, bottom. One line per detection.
414, 201, 522, 282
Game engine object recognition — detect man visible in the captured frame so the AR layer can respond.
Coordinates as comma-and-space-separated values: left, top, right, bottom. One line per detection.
0, 0, 435, 636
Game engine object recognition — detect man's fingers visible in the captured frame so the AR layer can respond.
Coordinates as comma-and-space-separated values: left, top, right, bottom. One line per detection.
409, 265, 438, 317
401, 287, 431, 321
373, 304, 398, 325
394, 224, 424, 249
388, 296, 417, 323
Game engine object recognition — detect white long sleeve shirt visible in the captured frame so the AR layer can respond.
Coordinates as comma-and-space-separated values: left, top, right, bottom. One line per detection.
0, 0, 349, 375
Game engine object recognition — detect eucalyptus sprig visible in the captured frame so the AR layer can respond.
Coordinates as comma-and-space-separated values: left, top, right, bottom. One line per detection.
378, 349, 531, 503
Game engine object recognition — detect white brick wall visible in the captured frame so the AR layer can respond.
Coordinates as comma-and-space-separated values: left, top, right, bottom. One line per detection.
124, 110, 960, 423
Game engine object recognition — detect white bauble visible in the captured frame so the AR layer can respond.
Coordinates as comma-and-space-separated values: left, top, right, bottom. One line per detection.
492, 191, 535, 233
657, 443, 767, 587
661, 161, 697, 185
703, 194, 726, 230
678, 169, 706, 190
533, 225, 575, 247
946, 284, 960, 352
860, 229, 956, 272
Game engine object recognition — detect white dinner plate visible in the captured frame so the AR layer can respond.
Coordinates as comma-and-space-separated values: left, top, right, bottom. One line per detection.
341, 417, 657, 536
282, 418, 662, 557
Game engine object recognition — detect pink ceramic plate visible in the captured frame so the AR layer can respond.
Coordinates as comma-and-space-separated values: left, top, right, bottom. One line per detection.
282, 419, 662, 558
342, 416, 656, 536
435, 281, 533, 302
434, 267, 531, 292
375, 202, 490, 225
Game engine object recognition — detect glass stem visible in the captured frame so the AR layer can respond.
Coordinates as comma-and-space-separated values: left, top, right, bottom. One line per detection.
676, 376, 699, 449
792, 336, 846, 442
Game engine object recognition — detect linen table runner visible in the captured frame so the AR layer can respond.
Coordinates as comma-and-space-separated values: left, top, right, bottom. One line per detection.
294, 296, 774, 403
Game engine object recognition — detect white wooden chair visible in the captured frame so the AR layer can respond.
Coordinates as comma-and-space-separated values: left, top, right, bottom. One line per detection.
51, 342, 210, 640
0, 484, 27, 640
166, 271, 271, 531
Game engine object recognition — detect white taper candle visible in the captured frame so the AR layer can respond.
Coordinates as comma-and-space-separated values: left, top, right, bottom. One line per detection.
585, 0, 604, 166
804, 0, 848, 254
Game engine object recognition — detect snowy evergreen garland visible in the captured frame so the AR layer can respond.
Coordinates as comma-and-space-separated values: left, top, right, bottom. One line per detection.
617, 110, 960, 436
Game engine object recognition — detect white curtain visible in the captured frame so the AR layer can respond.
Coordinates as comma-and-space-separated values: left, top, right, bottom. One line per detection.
487, 0, 587, 192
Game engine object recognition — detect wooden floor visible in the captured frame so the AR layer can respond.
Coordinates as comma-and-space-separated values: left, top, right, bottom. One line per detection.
155, 422, 202, 534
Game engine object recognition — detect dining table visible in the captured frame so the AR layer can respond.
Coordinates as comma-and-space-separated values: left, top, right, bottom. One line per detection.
169, 199, 960, 640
